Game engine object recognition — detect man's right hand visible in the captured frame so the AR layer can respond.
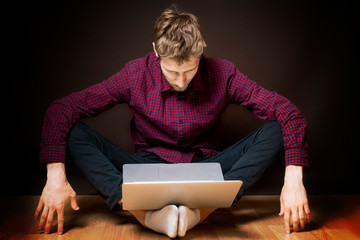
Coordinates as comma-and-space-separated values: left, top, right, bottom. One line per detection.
35, 162, 79, 234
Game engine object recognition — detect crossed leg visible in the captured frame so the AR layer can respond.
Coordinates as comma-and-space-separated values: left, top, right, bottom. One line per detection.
69, 121, 283, 237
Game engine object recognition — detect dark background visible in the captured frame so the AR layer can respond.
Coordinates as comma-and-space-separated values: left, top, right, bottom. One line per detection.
2, 0, 358, 196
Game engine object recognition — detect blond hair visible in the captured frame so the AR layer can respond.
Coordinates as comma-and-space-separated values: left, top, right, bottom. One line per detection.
153, 6, 206, 63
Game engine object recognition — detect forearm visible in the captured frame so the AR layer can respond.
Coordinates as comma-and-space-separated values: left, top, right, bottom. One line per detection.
39, 100, 77, 164
39, 64, 134, 165
228, 66, 309, 167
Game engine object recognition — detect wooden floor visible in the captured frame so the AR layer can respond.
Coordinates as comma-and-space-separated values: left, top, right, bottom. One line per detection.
0, 195, 359, 240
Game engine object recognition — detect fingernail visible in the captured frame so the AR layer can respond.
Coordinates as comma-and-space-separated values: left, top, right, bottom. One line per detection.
286, 230, 290, 234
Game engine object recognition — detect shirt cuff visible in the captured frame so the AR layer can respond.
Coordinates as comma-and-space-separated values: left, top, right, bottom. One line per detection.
39, 145, 67, 164
284, 148, 309, 167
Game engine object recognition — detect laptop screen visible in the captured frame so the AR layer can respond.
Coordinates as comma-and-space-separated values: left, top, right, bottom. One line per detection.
123, 163, 224, 183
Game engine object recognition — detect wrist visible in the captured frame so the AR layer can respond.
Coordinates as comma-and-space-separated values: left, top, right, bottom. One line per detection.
284, 165, 303, 183
46, 162, 66, 181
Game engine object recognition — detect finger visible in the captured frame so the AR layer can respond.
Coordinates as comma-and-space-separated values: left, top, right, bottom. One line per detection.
279, 197, 284, 216
299, 206, 306, 229
44, 208, 55, 234
57, 207, 64, 235
69, 194, 80, 211
304, 202, 311, 222
35, 200, 44, 220
38, 206, 49, 230
292, 207, 299, 232
283, 209, 291, 234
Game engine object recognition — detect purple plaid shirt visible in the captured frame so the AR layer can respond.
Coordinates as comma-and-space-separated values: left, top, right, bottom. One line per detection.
40, 52, 309, 166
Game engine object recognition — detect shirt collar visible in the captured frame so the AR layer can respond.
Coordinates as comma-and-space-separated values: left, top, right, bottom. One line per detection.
160, 74, 172, 92
191, 69, 205, 92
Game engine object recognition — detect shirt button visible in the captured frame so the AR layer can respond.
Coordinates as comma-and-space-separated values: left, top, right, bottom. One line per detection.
179, 120, 183, 124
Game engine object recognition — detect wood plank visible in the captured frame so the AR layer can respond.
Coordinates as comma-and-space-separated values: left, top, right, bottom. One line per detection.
0, 195, 359, 240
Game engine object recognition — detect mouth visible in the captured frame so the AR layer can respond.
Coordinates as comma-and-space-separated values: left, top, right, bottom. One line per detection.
173, 85, 187, 92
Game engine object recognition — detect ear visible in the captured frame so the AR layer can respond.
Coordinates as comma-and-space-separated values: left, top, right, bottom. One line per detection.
152, 42, 159, 57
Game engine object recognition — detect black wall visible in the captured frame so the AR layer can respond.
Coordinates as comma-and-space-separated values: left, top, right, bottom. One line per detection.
2, 0, 358, 195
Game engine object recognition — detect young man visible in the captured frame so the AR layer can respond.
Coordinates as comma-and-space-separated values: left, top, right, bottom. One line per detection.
35, 7, 310, 238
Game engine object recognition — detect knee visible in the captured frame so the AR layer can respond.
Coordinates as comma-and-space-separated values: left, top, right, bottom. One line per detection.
67, 122, 90, 146
264, 121, 283, 147
265, 121, 282, 134
267, 121, 281, 130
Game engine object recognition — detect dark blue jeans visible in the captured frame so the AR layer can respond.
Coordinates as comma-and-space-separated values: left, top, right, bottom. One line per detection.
67, 121, 283, 209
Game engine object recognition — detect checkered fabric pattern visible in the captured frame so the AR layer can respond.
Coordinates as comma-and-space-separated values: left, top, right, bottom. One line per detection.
40, 52, 309, 166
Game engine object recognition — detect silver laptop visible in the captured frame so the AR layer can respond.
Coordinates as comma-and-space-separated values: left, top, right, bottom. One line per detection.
122, 163, 242, 210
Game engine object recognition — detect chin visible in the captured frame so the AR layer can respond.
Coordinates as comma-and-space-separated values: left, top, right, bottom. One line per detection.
172, 86, 189, 92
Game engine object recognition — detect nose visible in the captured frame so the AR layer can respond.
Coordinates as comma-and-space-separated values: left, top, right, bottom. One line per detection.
176, 74, 186, 88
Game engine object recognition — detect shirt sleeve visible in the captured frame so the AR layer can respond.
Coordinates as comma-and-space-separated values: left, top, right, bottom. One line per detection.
39, 65, 132, 164
227, 63, 309, 167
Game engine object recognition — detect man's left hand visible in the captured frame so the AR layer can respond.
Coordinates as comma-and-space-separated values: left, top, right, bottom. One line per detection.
279, 165, 311, 234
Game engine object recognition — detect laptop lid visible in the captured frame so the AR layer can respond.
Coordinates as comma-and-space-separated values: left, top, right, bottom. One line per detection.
123, 163, 224, 183
122, 163, 242, 210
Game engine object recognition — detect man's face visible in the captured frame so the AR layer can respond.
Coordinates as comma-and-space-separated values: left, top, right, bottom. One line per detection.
160, 57, 200, 92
